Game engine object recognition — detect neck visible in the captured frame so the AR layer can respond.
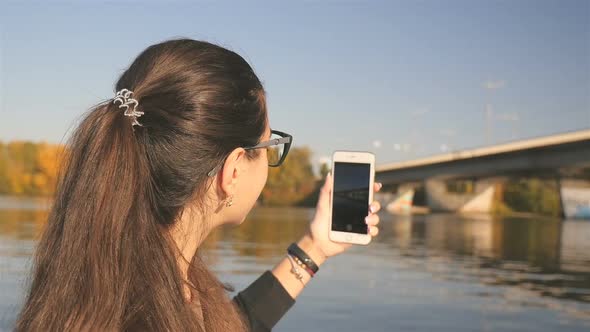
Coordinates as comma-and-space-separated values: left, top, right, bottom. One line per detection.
169, 207, 217, 299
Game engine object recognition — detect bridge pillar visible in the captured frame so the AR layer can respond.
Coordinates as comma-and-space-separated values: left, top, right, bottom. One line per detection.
559, 179, 590, 219
386, 188, 415, 214
375, 183, 419, 215
425, 178, 502, 214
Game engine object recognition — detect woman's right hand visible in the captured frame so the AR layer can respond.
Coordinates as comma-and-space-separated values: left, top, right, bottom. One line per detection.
306, 173, 382, 259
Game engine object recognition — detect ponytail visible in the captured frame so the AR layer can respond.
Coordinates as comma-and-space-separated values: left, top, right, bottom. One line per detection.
17, 101, 201, 331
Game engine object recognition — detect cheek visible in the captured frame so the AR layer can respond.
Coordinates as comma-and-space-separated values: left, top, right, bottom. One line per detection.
260, 158, 268, 187
263, 164, 269, 185
255, 153, 268, 191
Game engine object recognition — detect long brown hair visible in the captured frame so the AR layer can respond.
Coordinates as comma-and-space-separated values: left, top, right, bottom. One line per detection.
16, 38, 268, 331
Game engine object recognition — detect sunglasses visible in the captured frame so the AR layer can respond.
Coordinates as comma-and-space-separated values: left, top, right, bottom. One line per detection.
207, 129, 293, 177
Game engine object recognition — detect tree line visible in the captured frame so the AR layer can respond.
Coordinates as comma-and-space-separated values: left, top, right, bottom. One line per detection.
2, 140, 585, 216
0, 141, 321, 206
0, 141, 65, 196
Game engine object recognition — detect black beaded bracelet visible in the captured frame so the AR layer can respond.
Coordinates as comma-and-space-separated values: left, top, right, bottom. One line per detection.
287, 243, 319, 274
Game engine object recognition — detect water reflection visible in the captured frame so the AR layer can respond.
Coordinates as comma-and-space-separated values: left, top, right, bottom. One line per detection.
379, 214, 590, 305
1, 196, 590, 330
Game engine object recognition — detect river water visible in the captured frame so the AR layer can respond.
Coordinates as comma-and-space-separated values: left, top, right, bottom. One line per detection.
1, 196, 589, 331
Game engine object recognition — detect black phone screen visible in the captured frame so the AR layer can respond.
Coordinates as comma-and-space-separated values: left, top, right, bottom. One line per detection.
331, 162, 371, 234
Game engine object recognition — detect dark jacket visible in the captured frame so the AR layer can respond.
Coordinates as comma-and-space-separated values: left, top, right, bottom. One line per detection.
232, 270, 296, 332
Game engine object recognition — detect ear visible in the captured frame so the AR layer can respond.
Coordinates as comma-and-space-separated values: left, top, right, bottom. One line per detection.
218, 147, 247, 198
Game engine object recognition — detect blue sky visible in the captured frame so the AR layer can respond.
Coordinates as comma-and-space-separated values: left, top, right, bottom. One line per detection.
1, 0, 589, 167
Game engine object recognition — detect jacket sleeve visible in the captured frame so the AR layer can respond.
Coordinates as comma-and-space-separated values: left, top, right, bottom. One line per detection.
232, 270, 296, 332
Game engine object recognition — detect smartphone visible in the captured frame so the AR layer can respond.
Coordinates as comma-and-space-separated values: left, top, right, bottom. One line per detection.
328, 151, 375, 245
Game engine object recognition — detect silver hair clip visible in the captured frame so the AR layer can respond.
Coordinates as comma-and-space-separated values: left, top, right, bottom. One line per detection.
113, 88, 144, 129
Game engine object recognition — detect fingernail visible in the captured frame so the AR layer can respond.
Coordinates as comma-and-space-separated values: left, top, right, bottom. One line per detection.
369, 205, 375, 214
378, 183, 383, 189
365, 216, 369, 224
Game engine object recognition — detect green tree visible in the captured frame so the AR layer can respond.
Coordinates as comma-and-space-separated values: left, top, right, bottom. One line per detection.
261, 147, 316, 206
503, 178, 561, 216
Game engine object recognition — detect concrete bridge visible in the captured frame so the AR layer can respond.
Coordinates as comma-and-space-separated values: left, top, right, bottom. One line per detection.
375, 129, 590, 219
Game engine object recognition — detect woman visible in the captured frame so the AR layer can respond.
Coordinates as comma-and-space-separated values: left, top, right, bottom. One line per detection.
16, 38, 382, 331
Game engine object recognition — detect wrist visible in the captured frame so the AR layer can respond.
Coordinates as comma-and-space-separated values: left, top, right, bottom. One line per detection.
296, 232, 327, 267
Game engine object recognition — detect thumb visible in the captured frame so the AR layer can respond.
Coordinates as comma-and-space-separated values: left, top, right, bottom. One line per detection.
316, 172, 332, 214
